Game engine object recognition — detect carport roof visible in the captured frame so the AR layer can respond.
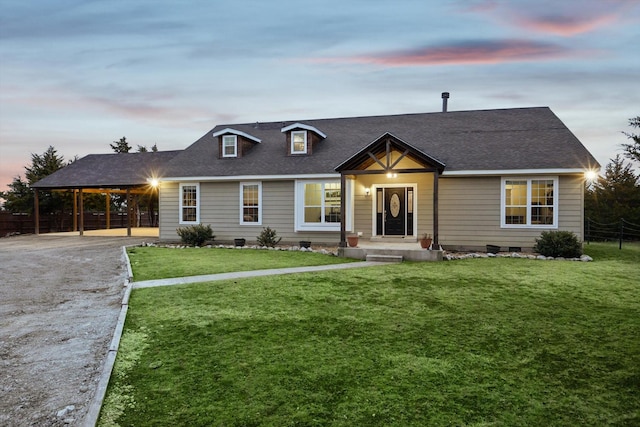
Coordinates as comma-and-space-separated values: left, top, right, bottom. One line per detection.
32, 150, 181, 189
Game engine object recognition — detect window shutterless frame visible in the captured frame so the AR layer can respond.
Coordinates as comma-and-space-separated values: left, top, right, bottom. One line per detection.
239, 182, 262, 225
501, 177, 558, 228
179, 182, 200, 224
291, 130, 307, 154
222, 135, 237, 158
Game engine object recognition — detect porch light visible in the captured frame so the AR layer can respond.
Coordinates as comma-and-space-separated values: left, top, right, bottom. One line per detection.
386, 172, 398, 178
364, 187, 371, 196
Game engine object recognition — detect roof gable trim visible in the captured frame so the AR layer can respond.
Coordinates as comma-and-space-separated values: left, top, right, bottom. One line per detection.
335, 132, 446, 173
212, 128, 261, 143
281, 123, 327, 139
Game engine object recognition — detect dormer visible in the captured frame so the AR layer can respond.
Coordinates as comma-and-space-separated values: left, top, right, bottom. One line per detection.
281, 123, 327, 156
212, 128, 261, 159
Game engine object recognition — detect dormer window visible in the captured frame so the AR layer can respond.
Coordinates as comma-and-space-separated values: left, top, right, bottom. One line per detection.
291, 131, 307, 154
222, 135, 237, 158
281, 123, 326, 156
213, 128, 261, 159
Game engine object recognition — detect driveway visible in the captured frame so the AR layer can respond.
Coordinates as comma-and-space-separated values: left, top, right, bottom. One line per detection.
0, 234, 151, 426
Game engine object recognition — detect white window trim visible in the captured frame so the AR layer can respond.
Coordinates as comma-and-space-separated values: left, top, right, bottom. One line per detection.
294, 179, 352, 232
291, 130, 307, 154
239, 181, 262, 225
222, 135, 237, 158
179, 182, 200, 225
501, 176, 558, 228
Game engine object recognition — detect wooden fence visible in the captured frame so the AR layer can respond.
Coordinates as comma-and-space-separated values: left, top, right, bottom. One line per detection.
0, 211, 158, 236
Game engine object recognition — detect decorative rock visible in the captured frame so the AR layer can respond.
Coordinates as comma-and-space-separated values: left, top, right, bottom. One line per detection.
57, 405, 75, 418
536, 255, 546, 260
580, 255, 593, 262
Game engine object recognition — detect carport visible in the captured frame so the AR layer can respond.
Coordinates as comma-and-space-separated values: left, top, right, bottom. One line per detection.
31, 150, 180, 236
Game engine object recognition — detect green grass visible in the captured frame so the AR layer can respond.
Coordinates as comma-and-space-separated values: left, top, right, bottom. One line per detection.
127, 246, 355, 281
101, 243, 640, 426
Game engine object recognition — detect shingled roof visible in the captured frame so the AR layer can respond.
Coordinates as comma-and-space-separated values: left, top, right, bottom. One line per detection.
32, 107, 599, 189
163, 107, 599, 178
32, 150, 181, 189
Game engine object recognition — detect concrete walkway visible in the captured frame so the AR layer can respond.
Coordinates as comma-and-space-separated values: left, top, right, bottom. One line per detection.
132, 260, 385, 289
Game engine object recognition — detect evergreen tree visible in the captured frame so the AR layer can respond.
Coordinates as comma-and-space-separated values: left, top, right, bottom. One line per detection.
110, 136, 131, 153
585, 155, 640, 226
622, 116, 640, 164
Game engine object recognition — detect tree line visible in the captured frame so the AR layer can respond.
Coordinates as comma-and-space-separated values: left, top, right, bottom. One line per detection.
585, 116, 640, 229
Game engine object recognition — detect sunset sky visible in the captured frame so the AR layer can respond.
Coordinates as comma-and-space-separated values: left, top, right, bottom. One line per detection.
1, 0, 639, 195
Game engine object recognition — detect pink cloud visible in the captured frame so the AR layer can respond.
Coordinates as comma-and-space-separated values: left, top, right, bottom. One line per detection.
312, 40, 572, 67
461, 0, 636, 36
509, 13, 619, 36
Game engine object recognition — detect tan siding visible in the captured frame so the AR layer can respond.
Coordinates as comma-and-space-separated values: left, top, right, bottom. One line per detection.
158, 182, 179, 240
438, 175, 585, 251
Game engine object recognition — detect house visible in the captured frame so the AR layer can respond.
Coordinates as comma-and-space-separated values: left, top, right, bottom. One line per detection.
158, 106, 599, 251
32, 106, 599, 252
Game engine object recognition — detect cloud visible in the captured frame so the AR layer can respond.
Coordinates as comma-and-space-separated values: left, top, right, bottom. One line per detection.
310, 40, 574, 67
461, 0, 637, 36
507, 12, 619, 36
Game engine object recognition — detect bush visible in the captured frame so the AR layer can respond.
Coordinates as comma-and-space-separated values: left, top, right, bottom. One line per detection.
257, 227, 282, 248
176, 224, 214, 246
534, 231, 582, 258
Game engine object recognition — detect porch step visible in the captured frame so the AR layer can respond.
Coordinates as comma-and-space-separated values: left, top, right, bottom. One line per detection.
366, 254, 403, 263
370, 236, 417, 243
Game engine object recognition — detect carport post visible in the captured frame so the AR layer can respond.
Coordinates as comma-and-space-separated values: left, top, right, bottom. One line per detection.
34, 189, 40, 235
105, 192, 111, 229
126, 188, 132, 237
79, 188, 84, 236
73, 190, 78, 231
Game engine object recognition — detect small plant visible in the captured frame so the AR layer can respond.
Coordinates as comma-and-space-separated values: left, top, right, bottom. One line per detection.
176, 224, 214, 246
534, 230, 582, 258
257, 226, 282, 247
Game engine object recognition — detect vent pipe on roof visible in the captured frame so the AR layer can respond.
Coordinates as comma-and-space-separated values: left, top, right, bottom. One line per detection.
441, 92, 450, 112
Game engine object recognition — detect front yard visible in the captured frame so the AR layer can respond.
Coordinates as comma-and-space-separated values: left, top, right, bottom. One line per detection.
100, 243, 639, 426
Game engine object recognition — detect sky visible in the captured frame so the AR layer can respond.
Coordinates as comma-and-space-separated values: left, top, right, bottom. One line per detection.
1, 0, 639, 196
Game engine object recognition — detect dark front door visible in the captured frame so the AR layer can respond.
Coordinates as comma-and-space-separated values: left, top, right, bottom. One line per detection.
384, 187, 405, 235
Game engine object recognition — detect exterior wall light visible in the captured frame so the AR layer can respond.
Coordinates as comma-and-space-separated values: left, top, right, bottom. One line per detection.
364, 187, 371, 196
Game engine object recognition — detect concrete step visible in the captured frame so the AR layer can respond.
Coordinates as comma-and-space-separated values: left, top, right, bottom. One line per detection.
366, 254, 403, 263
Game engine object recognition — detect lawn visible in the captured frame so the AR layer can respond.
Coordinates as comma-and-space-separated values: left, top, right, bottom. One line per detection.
126, 246, 356, 281
100, 243, 640, 426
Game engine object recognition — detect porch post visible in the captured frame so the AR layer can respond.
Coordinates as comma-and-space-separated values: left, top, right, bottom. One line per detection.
34, 189, 40, 235
79, 188, 84, 236
339, 173, 346, 247
433, 171, 439, 247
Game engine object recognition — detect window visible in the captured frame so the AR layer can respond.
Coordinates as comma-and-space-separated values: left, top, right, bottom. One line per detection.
222, 135, 237, 158
179, 183, 199, 224
502, 177, 557, 228
295, 180, 346, 231
240, 182, 261, 225
291, 131, 307, 154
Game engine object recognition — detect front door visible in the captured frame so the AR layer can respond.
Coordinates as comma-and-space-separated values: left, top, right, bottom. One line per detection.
384, 187, 405, 235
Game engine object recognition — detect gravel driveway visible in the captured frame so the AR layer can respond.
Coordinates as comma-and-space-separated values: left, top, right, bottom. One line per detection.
0, 234, 151, 426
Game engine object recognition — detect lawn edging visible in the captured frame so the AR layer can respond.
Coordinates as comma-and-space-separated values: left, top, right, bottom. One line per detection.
83, 246, 135, 427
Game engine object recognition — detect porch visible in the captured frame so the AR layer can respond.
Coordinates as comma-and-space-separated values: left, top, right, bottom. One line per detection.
338, 237, 443, 262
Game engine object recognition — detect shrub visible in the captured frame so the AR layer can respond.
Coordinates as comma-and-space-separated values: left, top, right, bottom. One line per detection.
257, 226, 282, 248
176, 224, 214, 246
534, 231, 582, 258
